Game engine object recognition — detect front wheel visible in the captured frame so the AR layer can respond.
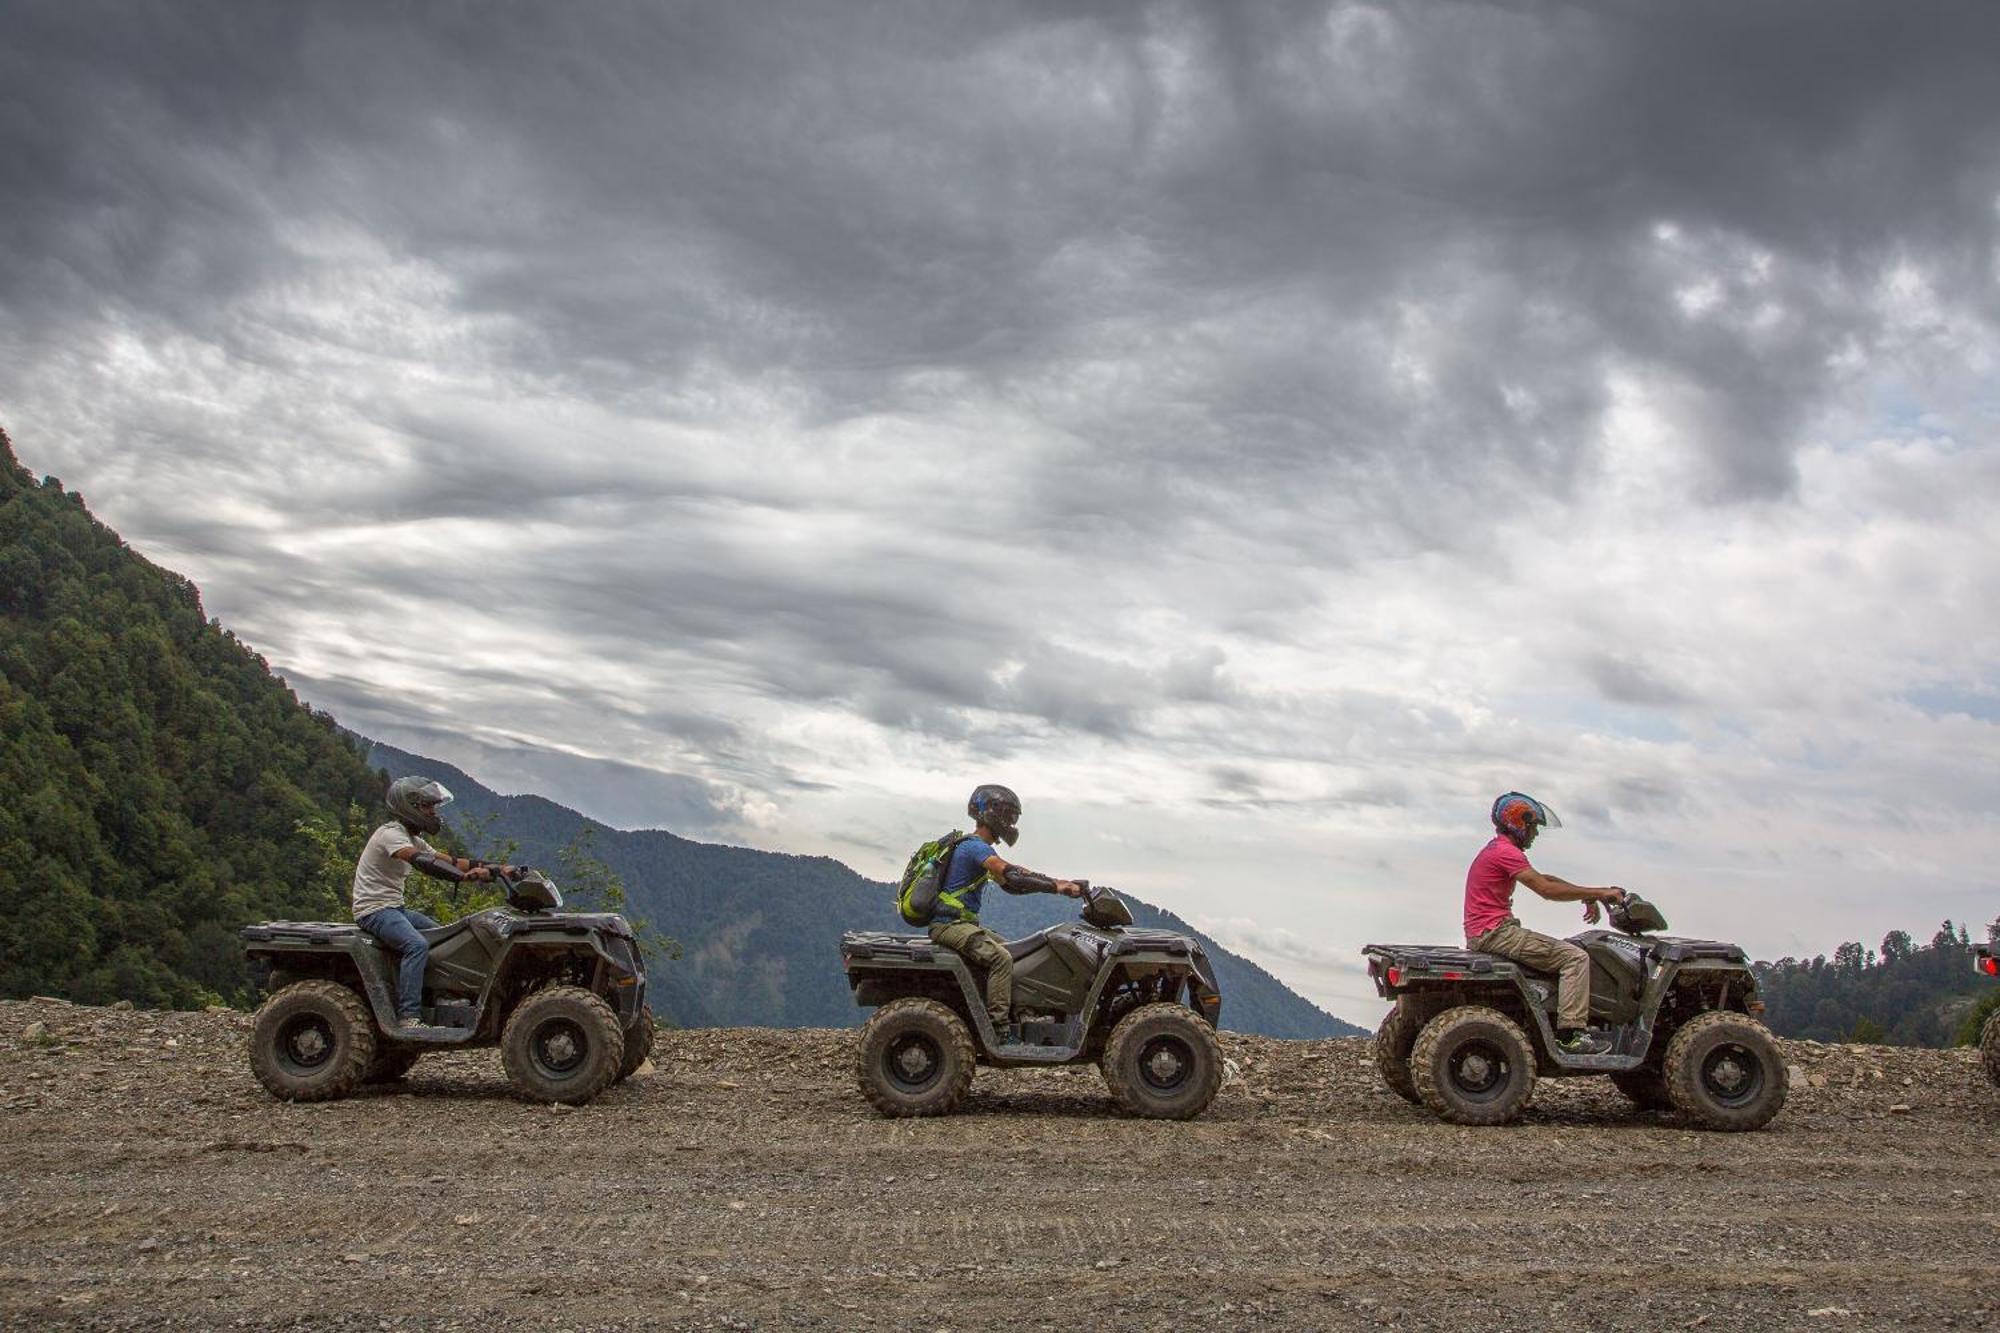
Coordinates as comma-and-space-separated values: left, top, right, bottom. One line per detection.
616, 1005, 656, 1082
1409, 1005, 1536, 1126
364, 1046, 423, 1085
500, 986, 626, 1105
1610, 1067, 1672, 1111
1662, 1011, 1787, 1131
855, 998, 976, 1117
1100, 1002, 1223, 1120
248, 981, 378, 1103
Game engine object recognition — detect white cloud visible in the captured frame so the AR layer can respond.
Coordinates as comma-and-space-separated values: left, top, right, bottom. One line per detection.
5, 2, 1998, 1024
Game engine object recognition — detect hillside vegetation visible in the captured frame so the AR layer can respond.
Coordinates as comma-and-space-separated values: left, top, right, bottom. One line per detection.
0, 427, 386, 1007
1756, 919, 1999, 1048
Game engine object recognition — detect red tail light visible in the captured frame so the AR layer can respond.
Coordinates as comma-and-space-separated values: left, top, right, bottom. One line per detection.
1386, 966, 1403, 987
1982, 956, 1998, 977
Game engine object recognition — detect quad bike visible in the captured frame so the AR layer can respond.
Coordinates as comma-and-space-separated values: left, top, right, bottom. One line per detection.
241, 868, 654, 1105
1364, 894, 1786, 1131
1976, 942, 1999, 1088
840, 884, 1225, 1120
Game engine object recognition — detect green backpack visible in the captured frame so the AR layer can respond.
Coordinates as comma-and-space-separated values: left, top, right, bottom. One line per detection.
896, 830, 970, 927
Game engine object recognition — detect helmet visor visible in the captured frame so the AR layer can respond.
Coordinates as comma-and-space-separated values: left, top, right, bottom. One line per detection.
414, 781, 454, 811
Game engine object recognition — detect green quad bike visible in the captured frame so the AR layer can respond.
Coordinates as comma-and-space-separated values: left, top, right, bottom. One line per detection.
1977, 942, 1999, 1088
1364, 894, 1787, 1131
241, 868, 654, 1105
840, 884, 1226, 1120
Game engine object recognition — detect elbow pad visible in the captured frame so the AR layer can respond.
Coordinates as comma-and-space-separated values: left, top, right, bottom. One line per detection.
410, 851, 467, 883
1000, 866, 1057, 894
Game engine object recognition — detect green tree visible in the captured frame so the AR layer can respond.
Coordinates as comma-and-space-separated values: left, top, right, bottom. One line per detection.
556, 825, 680, 966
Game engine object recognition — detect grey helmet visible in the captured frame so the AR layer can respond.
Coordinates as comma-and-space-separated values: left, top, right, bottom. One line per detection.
387, 776, 454, 835
968, 783, 1021, 846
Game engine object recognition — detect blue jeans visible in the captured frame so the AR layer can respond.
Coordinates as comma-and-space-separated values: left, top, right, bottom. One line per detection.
357, 907, 439, 1019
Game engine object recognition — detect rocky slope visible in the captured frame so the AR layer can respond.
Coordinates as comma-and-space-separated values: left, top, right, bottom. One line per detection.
2, 998, 1996, 1330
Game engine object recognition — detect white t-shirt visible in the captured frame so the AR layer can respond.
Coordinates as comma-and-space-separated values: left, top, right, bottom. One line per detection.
351, 822, 437, 920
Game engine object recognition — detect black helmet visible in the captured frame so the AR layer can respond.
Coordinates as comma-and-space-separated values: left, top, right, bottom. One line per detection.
968, 783, 1021, 846
387, 775, 453, 835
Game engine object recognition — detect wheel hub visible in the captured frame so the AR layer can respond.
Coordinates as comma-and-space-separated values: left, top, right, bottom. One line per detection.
531, 1019, 588, 1077
1447, 1039, 1510, 1100
278, 1016, 334, 1072
1700, 1042, 1762, 1105
884, 1033, 942, 1091
1137, 1035, 1193, 1092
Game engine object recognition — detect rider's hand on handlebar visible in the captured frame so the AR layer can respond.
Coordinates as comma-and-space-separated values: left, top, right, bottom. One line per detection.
1583, 900, 1601, 924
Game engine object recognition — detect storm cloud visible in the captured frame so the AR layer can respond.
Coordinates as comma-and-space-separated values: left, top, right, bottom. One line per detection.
5, 1, 1998, 1019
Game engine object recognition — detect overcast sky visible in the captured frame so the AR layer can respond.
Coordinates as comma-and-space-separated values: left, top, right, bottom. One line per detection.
6, 1, 1998, 1023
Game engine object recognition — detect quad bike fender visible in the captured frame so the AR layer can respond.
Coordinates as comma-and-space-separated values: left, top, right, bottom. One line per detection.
241, 924, 404, 1031
483, 927, 648, 1028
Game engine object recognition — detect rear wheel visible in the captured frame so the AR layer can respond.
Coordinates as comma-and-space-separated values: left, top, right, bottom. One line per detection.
249, 981, 377, 1103
1610, 1067, 1671, 1111
856, 998, 976, 1117
500, 986, 626, 1105
1979, 1011, 1998, 1087
1662, 1011, 1787, 1131
1374, 999, 1432, 1105
1101, 1003, 1224, 1120
616, 1005, 656, 1082
363, 1046, 423, 1084
1409, 1005, 1536, 1126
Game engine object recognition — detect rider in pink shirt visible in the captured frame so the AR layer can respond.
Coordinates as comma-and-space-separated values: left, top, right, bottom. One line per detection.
1464, 792, 1626, 1055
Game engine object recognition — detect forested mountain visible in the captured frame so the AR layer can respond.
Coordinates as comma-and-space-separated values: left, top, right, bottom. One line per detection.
365, 741, 1362, 1037
0, 427, 387, 1006
1755, 919, 1999, 1048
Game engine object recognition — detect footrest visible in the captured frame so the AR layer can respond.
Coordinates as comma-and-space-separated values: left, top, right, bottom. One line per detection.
986, 1042, 1075, 1063
386, 1025, 473, 1045
1552, 1052, 1644, 1072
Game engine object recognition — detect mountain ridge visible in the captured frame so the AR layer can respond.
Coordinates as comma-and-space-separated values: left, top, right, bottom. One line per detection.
362, 739, 1362, 1037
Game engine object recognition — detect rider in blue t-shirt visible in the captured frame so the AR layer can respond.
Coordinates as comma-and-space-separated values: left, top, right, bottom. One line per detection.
930, 784, 1082, 1037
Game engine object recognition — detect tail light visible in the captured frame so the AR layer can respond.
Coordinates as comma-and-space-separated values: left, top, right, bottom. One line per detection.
1982, 956, 1998, 977
1385, 966, 1403, 987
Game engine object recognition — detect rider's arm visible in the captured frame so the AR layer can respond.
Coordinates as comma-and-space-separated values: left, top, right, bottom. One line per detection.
1516, 867, 1624, 904
982, 854, 1083, 898
392, 846, 497, 881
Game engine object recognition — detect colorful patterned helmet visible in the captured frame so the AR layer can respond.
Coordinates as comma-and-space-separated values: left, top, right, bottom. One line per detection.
1491, 791, 1560, 847
968, 783, 1021, 846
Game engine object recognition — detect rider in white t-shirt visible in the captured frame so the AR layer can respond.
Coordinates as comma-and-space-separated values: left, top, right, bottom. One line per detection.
353, 776, 512, 1028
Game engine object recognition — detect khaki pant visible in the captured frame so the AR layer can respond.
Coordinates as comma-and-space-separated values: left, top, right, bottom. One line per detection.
1470, 918, 1591, 1030
930, 920, 1011, 1027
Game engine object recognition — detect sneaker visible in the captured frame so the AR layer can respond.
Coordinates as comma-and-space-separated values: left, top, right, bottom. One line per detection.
1557, 1029, 1613, 1056
396, 1015, 424, 1031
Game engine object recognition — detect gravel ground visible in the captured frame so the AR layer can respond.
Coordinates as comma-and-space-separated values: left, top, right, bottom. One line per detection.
2, 997, 1996, 1331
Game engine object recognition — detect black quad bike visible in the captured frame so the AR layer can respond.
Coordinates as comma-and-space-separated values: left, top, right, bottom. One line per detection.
1977, 942, 1999, 1088
241, 869, 654, 1105
1364, 894, 1786, 1131
840, 885, 1226, 1120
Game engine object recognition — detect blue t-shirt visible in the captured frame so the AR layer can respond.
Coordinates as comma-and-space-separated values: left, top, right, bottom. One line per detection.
938, 835, 996, 922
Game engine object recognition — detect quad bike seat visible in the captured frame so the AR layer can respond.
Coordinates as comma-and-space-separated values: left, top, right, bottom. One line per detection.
1004, 928, 1057, 961
417, 918, 479, 946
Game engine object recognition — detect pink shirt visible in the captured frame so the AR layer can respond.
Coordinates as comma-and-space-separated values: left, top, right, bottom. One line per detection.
1464, 836, 1531, 940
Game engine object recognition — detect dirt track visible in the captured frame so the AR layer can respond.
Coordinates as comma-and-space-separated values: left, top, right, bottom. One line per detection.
2, 998, 1996, 1331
